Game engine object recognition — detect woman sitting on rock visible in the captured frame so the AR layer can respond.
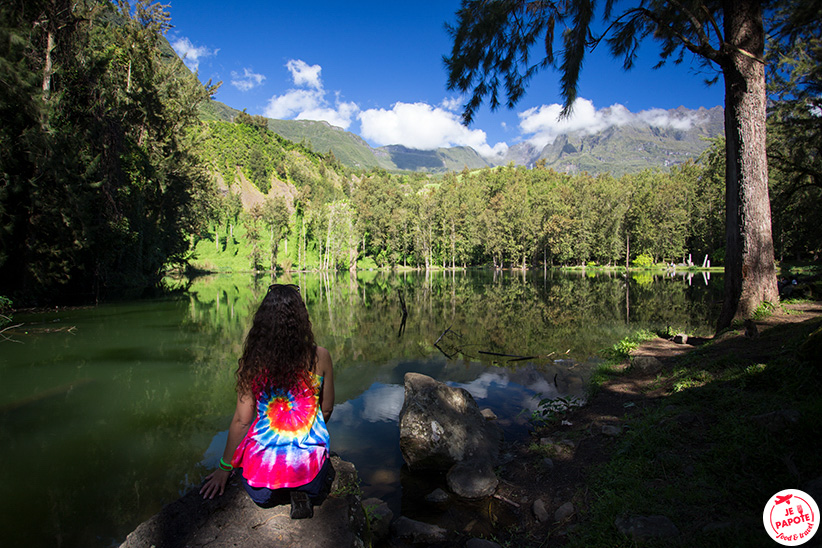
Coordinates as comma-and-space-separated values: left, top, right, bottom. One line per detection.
200, 283, 335, 519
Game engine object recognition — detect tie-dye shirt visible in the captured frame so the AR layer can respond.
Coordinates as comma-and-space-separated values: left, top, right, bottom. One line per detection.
232, 372, 329, 489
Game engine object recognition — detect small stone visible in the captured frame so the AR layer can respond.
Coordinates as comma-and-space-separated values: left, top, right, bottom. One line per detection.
391, 516, 449, 544
554, 502, 575, 523
702, 521, 733, 533
674, 412, 699, 426
803, 476, 822, 504
532, 499, 549, 523
542, 457, 554, 470
601, 425, 621, 437
424, 488, 449, 504
631, 355, 663, 374
673, 333, 688, 344
750, 409, 800, 433
480, 408, 498, 421
615, 515, 680, 541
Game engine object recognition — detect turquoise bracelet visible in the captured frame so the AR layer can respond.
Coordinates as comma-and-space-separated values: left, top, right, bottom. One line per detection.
219, 457, 234, 471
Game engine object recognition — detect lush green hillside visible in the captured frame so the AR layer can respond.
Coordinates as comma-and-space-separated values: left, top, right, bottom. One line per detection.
266, 118, 394, 171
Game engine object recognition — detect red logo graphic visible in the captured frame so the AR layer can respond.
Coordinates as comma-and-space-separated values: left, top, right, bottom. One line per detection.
763, 489, 818, 546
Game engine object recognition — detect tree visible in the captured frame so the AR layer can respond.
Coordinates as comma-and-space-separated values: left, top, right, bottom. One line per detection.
258, 196, 289, 269
0, 0, 216, 303
765, 0, 822, 260
445, 0, 785, 330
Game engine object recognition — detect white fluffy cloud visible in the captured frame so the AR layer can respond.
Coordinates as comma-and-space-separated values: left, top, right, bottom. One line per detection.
358, 101, 508, 158
519, 98, 699, 148
230, 68, 266, 92
286, 60, 323, 89
263, 59, 357, 130
171, 37, 217, 73
637, 108, 698, 130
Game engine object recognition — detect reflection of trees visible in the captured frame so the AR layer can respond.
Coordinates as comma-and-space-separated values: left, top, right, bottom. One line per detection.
184, 270, 723, 399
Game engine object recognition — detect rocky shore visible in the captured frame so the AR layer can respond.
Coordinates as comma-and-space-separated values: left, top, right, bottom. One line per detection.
120, 302, 822, 547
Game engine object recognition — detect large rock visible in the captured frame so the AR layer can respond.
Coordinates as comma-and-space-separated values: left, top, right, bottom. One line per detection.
362, 497, 393, 544
446, 459, 499, 499
119, 456, 368, 548
399, 373, 502, 470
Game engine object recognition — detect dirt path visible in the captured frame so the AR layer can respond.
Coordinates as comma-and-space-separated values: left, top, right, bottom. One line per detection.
492, 302, 822, 545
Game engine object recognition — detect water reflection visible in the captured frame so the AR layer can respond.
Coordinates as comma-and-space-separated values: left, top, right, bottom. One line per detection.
0, 269, 722, 547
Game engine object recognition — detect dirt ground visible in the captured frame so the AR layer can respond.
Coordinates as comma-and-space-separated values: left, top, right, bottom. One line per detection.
491, 302, 822, 545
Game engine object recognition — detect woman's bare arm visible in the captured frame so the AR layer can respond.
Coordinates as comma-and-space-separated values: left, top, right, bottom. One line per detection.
200, 392, 256, 499
316, 346, 335, 423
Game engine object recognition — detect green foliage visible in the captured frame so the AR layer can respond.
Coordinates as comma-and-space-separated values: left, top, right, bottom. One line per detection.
605, 329, 657, 361
631, 254, 654, 268
0, 0, 214, 304
0, 296, 11, 328
751, 300, 778, 321
530, 395, 586, 426
766, 0, 822, 263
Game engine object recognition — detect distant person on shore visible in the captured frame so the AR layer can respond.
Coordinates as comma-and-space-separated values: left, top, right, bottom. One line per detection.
200, 284, 335, 519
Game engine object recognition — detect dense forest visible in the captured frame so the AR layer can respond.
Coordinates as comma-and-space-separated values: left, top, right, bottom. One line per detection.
1, 0, 819, 307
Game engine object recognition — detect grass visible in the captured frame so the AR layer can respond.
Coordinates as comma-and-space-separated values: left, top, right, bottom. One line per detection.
564, 315, 822, 548
586, 329, 661, 397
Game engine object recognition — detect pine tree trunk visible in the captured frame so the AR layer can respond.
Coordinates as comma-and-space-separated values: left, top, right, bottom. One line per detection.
717, 0, 778, 331
42, 30, 55, 101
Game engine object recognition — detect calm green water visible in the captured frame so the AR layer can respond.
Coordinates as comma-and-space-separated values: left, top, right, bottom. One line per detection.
0, 269, 722, 547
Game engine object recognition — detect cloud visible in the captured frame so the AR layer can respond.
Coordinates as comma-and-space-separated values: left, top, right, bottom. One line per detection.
286, 59, 322, 90
360, 384, 405, 422
518, 98, 699, 148
637, 108, 698, 130
171, 37, 217, 72
358, 101, 508, 158
263, 59, 357, 130
230, 68, 266, 92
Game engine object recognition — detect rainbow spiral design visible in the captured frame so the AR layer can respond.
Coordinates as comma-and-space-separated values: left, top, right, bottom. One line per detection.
232, 373, 329, 490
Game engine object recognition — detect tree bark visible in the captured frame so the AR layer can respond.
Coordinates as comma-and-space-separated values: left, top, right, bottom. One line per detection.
717, 0, 779, 331
42, 30, 55, 101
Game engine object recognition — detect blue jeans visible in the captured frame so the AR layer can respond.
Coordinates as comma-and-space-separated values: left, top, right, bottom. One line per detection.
239, 457, 332, 508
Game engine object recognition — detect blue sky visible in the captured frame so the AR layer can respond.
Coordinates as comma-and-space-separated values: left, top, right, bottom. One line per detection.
167, 0, 724, 158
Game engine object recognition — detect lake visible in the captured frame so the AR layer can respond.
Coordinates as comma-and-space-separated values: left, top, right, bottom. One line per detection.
0, 269, 722, 547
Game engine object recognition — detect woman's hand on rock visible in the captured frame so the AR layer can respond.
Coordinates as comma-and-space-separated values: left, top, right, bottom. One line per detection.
200, 469, 231, 499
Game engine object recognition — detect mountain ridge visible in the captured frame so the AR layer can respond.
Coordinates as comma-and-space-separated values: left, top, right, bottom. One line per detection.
198, 99, 723, 175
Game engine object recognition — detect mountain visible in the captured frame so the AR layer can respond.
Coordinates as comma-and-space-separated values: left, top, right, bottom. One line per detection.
500, 106, 725, 176
199, 100, 723, 175
200, 99, 493, 172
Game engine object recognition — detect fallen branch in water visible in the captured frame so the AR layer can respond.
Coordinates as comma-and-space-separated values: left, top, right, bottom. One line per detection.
0, 322, 24, 343
479, 351, 535, 359
1, 322, 77, 342
26, 325, 77, 334
478, 350, 544, 363
509, 351, 555, 362
434, 325, 459, 359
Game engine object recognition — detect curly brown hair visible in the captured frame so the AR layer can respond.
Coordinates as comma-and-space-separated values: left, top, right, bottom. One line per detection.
236, 284, 317, 397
